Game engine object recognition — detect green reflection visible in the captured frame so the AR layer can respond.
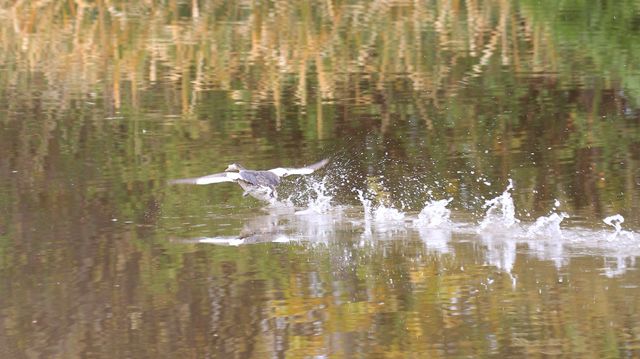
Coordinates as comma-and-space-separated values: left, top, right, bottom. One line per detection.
0, 0, 640, 357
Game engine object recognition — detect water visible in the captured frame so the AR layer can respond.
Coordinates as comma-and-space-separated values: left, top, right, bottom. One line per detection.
1, 1, 640, 357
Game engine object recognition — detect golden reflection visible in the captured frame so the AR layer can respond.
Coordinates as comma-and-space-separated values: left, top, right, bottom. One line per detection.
1, 3, 640, 355
0, 0, 549, 110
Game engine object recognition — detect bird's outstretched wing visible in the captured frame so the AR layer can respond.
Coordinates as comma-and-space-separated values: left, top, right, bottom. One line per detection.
168, 172, 241, 185
268, 158, 330, 177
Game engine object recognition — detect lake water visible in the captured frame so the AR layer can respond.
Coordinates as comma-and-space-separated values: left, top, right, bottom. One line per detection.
1, 1, 640, 357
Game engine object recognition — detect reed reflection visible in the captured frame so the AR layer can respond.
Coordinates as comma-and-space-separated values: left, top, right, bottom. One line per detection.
1, 1, 640, 357
1, 1, 639, 223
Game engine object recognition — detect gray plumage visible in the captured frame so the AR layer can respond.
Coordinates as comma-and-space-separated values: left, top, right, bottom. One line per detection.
169, 158, 329, 203
237, 169, 281, 188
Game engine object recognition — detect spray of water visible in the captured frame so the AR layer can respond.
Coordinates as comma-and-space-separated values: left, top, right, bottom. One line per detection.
604, 214, 625, 234
479, 179, 519, 230
523, 206, 569, 270
181, 159, 640, 278
373, 206, 405, 222
415, 198, 453, 228
527, 212, 569, 237
602, 214, 636, 241
355, 188, 407, 235
356, 189, 373, 238
295, 179, 334, 215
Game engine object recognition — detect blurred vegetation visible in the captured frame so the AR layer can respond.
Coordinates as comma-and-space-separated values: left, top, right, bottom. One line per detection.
0, 0, 638, 217
1, 0, 640, 357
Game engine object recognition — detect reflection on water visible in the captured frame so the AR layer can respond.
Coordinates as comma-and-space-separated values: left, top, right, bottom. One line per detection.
1, 0, 640, 357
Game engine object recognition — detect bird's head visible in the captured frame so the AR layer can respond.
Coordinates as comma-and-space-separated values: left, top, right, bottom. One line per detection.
225, 163, 245, 172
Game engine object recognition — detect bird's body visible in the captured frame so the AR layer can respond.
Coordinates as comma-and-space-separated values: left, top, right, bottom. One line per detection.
169, 159, 329, 203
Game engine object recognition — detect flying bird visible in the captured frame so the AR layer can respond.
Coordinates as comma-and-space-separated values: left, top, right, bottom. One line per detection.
169, 158, 329, 202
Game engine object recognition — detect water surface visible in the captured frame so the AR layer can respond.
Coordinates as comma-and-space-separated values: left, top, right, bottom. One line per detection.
1, 1, 640, 357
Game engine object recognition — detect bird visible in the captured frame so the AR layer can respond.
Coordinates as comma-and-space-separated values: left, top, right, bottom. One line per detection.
169, 158, 330, 203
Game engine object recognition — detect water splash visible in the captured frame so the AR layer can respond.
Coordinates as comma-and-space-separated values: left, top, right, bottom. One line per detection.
603, 214, 635, 241
356, 189, 405, 234
479, 179, 519, 230
356, 188, 405, 222
527, 212, 569, 237
604, 214, 625, 234
356, 189, 373, 237
296, 179, 333, 215
356, 190, 373, 219
415, 198, 453, 228
373, 206, 405, 222
174, 165, 640, 277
